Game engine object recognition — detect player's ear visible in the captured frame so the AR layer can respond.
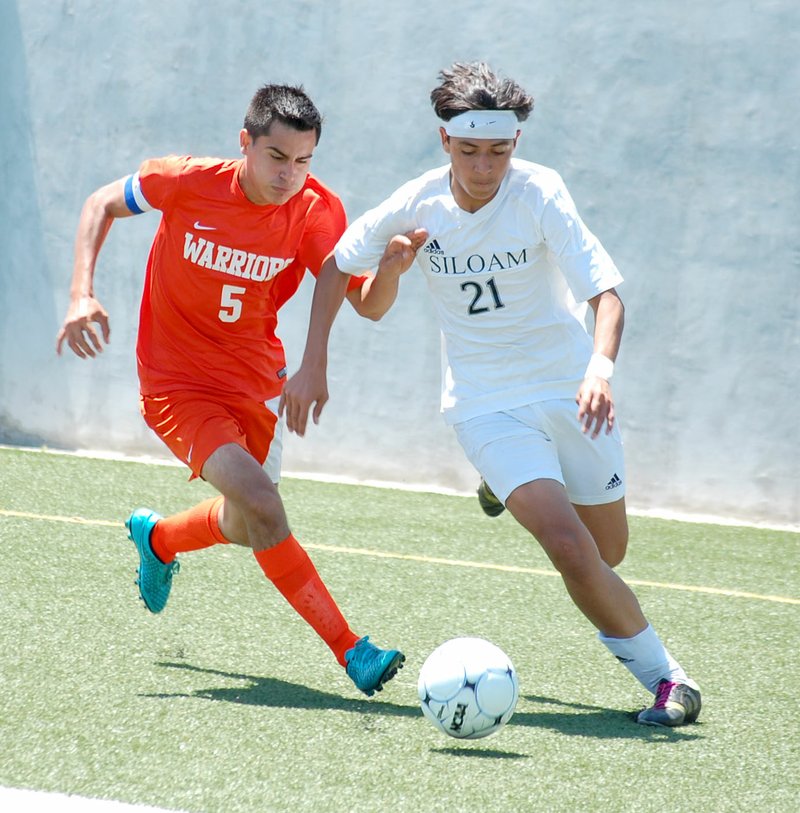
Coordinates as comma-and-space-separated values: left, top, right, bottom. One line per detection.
239, 129, 251, 155
439, 127, 450, 154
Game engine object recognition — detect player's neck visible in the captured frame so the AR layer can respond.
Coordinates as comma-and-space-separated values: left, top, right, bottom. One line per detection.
448, 172, 501, 214
237, 163, 263, 205
237, 162, 279, 207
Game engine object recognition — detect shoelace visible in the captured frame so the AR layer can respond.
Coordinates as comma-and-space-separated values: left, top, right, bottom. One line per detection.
346, 636, 371, 665
652, 680, 678, 709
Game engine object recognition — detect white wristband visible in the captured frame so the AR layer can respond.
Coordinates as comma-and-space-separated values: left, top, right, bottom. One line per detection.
585, 353, 615, 380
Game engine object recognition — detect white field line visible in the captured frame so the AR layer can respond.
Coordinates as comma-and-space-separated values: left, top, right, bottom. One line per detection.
1, 507, 798, 606
2, 443, 797, 533
0, 786, 183, 812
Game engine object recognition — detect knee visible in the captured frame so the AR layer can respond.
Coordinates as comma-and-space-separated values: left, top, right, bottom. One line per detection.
238, 488, 289, 547
539, 525, 601, 581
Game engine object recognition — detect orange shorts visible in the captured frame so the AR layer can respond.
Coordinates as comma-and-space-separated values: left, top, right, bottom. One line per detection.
140, 391, 279, 479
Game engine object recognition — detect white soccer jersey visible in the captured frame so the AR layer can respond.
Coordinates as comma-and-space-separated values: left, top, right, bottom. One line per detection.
334, 158, 623, 424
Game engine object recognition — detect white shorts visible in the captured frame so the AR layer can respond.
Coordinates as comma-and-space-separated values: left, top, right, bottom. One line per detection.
453, 399, 626, 506
263, 396, 283, 484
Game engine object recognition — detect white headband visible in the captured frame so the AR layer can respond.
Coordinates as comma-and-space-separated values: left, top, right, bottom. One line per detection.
443, 110, 519, 139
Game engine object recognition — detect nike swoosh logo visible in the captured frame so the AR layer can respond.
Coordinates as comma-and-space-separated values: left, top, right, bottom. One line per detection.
194, 221, 216, 231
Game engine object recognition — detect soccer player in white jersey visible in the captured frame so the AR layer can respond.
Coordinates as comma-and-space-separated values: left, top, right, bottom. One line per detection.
281, 62, 701, 727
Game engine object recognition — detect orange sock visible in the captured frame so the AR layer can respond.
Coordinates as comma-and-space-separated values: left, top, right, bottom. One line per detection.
254, 534, 359, 666
150, 497, 229, 563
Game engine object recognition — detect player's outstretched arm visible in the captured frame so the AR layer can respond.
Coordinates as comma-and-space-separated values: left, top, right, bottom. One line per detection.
351, 229, 428, 321
280, 254, 350, 436
576, 288, 625, 438
56, 177, 136, 358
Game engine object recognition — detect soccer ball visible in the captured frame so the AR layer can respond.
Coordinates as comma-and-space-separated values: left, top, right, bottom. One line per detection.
417, 637, 519, 740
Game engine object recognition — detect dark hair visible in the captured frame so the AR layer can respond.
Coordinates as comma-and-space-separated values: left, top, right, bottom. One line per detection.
430, 62, 534, 122
244, 84, 323, 143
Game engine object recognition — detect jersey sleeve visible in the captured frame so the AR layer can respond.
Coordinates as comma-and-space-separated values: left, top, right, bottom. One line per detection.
270, 183, 365, 312
334, 182, 418, 275
135, 155, 193, 213
536, 173, 623, 302
294, 185, 348, 276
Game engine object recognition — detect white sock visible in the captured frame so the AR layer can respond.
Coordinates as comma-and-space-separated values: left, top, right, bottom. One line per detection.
598, 624, 698, 694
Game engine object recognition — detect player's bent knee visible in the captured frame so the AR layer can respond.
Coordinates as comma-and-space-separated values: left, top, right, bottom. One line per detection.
538, 527, 601, 581
246, 515, 291, 550
231, 486, 290, 548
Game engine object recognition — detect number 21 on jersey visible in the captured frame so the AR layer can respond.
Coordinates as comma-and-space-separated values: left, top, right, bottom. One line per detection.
461, 277, 505, 315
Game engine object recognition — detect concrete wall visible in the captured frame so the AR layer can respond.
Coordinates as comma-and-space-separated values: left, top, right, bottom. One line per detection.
2, 0, 798, 527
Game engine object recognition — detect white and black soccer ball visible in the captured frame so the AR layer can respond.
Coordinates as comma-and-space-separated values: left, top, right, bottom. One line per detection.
417, 637, 519, 740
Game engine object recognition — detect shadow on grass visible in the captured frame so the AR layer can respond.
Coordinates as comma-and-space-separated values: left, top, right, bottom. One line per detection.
142, 662, 702, 742
432, 747, 530, 759
143, 660, 419, 718
514, 693, 704, 741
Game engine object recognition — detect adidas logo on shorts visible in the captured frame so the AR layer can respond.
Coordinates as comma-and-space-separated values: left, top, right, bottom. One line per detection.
605, 473, 622, 490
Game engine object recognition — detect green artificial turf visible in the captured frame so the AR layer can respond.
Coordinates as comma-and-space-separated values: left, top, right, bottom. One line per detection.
0, 447, 798, 812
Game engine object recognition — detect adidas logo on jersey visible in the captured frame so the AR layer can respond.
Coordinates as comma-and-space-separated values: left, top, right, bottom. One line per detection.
423, 239, 445, 255
605, 473, 622, 491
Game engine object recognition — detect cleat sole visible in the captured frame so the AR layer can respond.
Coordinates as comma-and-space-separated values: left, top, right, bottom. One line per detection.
375, 653, 405, 693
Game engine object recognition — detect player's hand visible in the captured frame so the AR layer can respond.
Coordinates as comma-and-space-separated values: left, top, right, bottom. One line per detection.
378, 228, 429, 278
576, 376, 615, 438
55, 296, 111, 358
280, 364, 329, 437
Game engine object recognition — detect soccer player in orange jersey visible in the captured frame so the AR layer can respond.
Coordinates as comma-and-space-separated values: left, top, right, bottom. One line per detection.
56, 84, 404, 696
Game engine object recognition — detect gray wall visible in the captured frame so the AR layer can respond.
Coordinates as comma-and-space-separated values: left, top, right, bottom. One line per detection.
2, 0, 798, 527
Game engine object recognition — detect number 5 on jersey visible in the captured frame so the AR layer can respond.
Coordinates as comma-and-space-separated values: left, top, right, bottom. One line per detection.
219, 284, 246, 323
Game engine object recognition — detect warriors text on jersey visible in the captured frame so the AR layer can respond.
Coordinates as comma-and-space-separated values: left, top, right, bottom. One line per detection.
131, 155, 348, 401
334, 158, 623, 424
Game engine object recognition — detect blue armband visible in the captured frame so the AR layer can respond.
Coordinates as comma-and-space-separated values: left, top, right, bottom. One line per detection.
123, 172, 152, 215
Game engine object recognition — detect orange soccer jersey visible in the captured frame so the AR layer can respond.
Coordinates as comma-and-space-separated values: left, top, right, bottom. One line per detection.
135, 155, 348, 402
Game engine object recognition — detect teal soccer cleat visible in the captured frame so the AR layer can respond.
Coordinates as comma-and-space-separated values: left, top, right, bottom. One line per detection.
345, 636, 405, 696
637, 679, 702, 727
126, 508, 179, 614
